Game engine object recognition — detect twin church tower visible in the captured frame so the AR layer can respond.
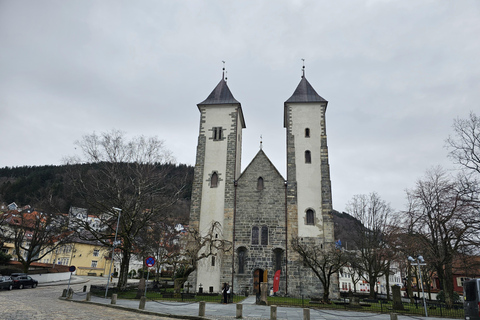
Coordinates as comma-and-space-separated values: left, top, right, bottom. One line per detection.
188, 67, 336, 297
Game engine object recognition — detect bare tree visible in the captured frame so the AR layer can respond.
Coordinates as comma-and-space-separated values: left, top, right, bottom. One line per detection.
64, 130, 186, 289
4, 210, 70, 272
446, 112, 480, 176
404, 166, 480, 306
346, 192, 393, 298
291, 238, 348, 301
178, 221, 232, 284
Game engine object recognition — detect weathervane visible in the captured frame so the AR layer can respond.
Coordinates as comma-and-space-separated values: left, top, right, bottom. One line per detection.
222, 61, 226, 80
260, 135, 263, 150
301, 58, 305, 78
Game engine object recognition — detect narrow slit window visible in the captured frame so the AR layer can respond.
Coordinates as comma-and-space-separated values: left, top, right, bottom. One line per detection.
257, 177, 264, 190
261, 226, 268, 245
238, 247, 246, 274
306, 209, 315, 225
305, 128, 310, 138
211, 256, 215, 266
213, 127, 223, 141
211, 172, 218, 188
251, 226, 259, 245
305, 150, 311, 164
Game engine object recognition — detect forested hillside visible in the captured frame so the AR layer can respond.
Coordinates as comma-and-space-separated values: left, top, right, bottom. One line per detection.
0, 164, 194, 223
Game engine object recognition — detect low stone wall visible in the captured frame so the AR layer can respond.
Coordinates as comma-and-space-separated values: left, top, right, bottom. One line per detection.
30, 272, 71, 283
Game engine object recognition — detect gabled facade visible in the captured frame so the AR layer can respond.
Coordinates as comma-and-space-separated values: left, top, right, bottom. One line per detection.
189, 70, 337, 297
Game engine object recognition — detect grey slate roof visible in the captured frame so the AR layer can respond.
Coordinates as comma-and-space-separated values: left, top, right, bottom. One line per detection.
285, 76, 327, 104
198, 78, 240, 106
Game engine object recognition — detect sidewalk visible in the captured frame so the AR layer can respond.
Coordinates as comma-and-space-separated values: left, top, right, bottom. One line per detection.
64, 291, 461, 320
40, 275, 90, 287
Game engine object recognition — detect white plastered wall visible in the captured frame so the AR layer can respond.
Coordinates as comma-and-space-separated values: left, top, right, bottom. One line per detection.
197, 105, 238, 292
290, 103, 324, 238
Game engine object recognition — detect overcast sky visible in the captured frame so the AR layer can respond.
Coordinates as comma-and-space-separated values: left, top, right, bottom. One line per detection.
1, 1, 479, 212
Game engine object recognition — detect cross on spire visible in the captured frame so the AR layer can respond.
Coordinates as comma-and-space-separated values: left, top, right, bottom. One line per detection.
301, 58, 305, 78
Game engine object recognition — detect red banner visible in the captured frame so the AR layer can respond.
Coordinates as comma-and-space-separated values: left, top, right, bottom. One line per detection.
273, 270, 281, 293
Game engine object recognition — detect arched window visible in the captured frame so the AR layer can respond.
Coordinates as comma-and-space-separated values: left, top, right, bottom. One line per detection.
251, 226, 259, 245
257, 177, 264, 190
305, 128, 310, 138
306, 209, 315, 225
273, 248, 283, 271
211, 172, 218, 188
261, 226, 268, 245
238, 247, 247, 274
305, 150, 311, 164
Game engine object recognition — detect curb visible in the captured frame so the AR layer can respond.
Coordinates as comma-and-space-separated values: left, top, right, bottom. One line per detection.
60, 297, 208, 320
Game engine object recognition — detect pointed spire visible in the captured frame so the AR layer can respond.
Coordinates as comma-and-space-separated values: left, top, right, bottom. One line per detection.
198, 61, 240, 106
285, 60, 326, 104
285, 76, 327, 104
260, 134, 263, 150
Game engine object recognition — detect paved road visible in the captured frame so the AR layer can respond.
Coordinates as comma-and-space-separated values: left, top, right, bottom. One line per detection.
0, 277, 173, 320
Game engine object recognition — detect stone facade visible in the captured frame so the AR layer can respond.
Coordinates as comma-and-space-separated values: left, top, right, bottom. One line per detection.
189, 73, 337, 298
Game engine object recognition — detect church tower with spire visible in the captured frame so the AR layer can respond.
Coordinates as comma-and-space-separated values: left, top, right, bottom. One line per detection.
189, 65, 337, 298
189, 70, 245, 292
284, 67, 334, 242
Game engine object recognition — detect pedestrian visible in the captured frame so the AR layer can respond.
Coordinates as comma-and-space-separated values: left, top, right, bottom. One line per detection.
222, 282, 230, 304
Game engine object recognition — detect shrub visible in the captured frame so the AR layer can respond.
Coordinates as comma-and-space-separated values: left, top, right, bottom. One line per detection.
0, 266, 23, 275
436, 290, 461, 303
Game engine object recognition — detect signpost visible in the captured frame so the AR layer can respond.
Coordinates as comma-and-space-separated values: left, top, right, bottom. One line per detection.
145, 256, 155, 297
67, 265, 76, 293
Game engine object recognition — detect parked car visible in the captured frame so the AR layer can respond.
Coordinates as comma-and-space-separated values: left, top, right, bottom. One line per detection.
10, 273, 38, 289
0, 276, 13, 290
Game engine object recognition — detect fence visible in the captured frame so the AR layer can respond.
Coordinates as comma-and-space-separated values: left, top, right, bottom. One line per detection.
90, 284, 464, 319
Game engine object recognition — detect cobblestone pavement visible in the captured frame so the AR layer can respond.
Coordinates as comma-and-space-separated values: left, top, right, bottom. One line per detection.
0, 280, 173, 320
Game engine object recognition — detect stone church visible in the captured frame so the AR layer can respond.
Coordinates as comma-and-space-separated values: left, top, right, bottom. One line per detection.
188, 68, 336, 298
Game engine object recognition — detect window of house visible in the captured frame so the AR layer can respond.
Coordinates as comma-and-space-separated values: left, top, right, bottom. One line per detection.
91, 260, 98, 268
93, 249, 99, 257
306, 209, 315, 225
211, 256, 215, 266
213, 127, 223, 140
238, 247, 247, 274
305, 150, 311, 164
257, 177, 264, 190
305, 128, 310, 138
261, 226, 268, 245
251, 226, 259, 245
211, 172, 218, 188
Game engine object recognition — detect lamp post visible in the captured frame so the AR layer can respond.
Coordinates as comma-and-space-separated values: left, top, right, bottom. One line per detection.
408, 255, 427, 317
105, 207, 122, 299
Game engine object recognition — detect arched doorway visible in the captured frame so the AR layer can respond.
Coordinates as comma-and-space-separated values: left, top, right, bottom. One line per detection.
253, 268, 268, 304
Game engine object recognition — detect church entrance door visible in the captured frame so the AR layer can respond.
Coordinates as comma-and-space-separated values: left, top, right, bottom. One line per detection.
253, 269, 264, 294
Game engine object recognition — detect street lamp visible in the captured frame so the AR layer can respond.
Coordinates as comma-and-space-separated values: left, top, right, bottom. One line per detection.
408, 255, 427, 317
105, 207, 122, 299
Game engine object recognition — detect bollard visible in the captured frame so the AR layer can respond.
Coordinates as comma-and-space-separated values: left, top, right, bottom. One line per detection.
303, 308, 310, 320
199, 301, 206, 317
62, 289, 67, 297
390, 313, 398, 320
139, 296, 146, 310
67, 288, 74, 299
86, 292, 91, 301
236, 303, 243, 318
270, 305, 277, 320
111, 293, 117, 304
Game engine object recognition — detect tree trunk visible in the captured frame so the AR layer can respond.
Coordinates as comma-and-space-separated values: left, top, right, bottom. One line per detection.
369, 279, 376, 299
117, 249, 131, 289
322, 282, 330, 302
